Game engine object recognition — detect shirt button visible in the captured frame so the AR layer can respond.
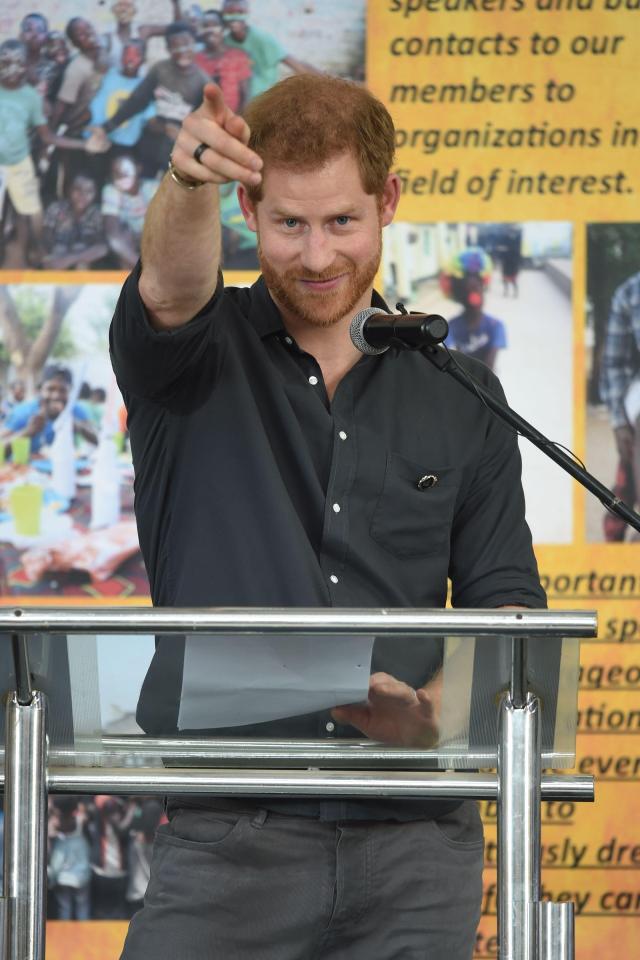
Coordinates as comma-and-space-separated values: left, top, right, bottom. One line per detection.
329, 574, 339, 584
332, 503, 341, 513
325, 721, 335, 733
284, 336, 293, 345
309, 375, 319, 385
338, 431, 347, 440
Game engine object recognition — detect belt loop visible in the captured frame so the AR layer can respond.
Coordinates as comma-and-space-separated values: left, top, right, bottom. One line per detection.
251, 808, 268, 829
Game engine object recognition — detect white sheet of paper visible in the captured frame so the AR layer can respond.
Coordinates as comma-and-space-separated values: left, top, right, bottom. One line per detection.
177, 634, 374, 730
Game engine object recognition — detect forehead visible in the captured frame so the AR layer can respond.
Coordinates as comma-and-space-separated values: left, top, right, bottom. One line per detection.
114, 156, 135, 174
71, 176, 94, 191
168, 30, 193, 46
22, 16, 47, 32
260, 152, 370, 211
73, 19, 93, 36
0, 46, 26, 63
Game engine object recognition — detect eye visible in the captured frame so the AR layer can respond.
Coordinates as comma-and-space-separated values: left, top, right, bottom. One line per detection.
283, 217, 298, 228
335, 215, 351, 225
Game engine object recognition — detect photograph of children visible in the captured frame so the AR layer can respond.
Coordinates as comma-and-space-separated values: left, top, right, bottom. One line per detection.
45, 793, 166, 921
0, 281, 149, 598
586, 223, 640, 542
382, 221, 574, 545
0, 0, 366, 271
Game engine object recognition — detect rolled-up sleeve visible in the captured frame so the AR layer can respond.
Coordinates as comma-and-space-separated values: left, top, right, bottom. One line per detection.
109, 261, 225, 402
449, 371, 547, 609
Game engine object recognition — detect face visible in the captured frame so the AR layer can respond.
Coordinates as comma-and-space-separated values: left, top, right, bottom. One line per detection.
121, 43, 143, 76
0, 47, 27, 87
11, 381, 26, 403
69, 176, 96, 214
224, 16, 248, 41
186, 5, 204, 35
463, 275, 485, 312
70, 19, 100, 54
167, 31, 195, 69
239, 152, 400, 331
40, 378, 69, 419
45, 34, 70, 64
112, 156, 138, 192
20, 16, 48, 53
112, 0, 136, 25
201, 14, 224, 49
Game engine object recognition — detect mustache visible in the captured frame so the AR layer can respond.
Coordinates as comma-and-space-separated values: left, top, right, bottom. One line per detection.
287, 262, 353, 283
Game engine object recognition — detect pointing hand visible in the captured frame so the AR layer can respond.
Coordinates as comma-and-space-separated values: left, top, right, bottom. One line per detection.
170, 83, 263, 189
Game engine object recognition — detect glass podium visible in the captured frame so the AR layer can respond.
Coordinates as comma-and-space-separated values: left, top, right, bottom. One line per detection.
0, 606, 597, 960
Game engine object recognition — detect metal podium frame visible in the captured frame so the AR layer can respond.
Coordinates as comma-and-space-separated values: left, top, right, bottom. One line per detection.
0, 606, 597, 960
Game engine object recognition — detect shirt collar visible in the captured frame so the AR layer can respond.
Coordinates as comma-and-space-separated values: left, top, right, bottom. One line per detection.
247, 275, 392, 340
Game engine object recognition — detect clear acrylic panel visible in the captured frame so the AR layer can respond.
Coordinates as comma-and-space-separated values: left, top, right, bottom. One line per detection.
0, 629, 579, 770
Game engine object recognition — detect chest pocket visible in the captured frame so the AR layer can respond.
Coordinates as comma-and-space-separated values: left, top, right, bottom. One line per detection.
370, 453, 460, 558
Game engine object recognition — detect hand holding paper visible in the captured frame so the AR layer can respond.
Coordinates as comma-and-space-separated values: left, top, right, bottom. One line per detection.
332, 671, 442, 748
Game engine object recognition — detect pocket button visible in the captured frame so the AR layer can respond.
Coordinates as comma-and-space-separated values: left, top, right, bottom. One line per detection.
417, 474, 439, 490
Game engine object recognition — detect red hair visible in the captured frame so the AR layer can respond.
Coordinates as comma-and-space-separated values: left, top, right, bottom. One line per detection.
243, 75, 396, 202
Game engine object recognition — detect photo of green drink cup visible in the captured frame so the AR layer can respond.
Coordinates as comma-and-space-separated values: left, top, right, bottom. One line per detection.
8, 484, 43, 537
11, 437, 31, 465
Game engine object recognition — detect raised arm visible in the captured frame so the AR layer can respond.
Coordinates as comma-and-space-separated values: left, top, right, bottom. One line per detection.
138, 83, 263, 331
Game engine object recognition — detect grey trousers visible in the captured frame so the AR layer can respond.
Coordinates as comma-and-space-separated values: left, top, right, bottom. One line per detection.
121, 800, 483, 960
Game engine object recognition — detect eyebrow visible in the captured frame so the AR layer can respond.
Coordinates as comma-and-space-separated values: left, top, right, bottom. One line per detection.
269, 205, 361, 218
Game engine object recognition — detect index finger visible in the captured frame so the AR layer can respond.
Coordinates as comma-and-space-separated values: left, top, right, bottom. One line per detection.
224, 110, 251, 147
200, 82, 227, 124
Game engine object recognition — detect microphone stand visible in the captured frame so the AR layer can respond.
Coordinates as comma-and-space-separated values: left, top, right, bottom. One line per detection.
420, 342, 640, 534
417, 328, 635, 960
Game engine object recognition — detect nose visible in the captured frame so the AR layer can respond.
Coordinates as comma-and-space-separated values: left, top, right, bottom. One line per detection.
299, 228, 336, 276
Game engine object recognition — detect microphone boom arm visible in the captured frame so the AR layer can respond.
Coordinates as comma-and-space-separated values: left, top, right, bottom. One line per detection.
421, 343, 640, 534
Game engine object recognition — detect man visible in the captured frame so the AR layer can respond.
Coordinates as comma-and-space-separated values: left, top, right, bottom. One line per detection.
50, 18, 104, 139
2, 364, 97, 453
89, 39, 154, 151
42, 173, 107, 270
19, 12, 50, 92
1, 379, 26, 421
102, 154, 156, 269
601, 270, 640, 532
41, 30, 71, 105
104, 0, 181, 68
100, 22, 208, 178
222, 0, 318, 100
195, 9, 251, 113
110, 76, 545, 958
445, 248, 507, 372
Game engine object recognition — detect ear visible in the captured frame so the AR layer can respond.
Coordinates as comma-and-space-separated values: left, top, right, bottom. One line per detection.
237, 183, 258, 232
379, 172, 401, 227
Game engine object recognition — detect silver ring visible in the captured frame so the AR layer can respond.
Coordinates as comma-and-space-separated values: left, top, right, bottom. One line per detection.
193, 142, 209, 164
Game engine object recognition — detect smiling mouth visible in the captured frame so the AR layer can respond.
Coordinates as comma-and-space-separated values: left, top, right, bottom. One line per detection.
299, 274, 346, 289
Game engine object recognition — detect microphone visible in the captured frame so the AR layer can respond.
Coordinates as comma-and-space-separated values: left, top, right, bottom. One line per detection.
349, 307, 449, 356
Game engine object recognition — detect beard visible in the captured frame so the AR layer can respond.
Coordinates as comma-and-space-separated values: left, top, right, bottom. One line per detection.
258, 236, 382, 329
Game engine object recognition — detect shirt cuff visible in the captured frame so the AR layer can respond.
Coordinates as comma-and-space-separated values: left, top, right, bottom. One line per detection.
128, 259, 224, 340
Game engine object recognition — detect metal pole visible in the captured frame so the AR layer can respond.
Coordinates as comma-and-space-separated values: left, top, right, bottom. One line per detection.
498, 693, 542, 960
538, 902, 574, 960
3, 691, 48, 960
0, 607, 598, 637
0, 767, 585, 801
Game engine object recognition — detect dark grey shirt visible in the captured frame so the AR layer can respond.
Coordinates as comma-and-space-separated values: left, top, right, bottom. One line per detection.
103, 59, 207, 133
110, 264, 546, 819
